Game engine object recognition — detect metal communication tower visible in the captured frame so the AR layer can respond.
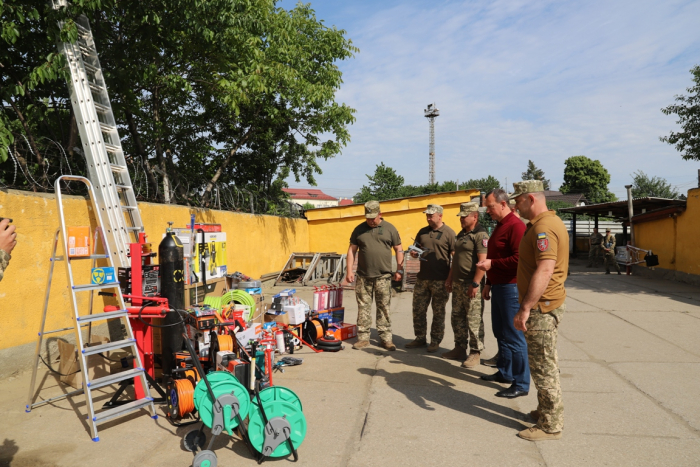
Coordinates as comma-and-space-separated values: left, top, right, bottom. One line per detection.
424, 103, 439, 184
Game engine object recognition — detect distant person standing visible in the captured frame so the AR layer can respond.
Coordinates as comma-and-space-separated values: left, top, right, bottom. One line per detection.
476, 189, 530, 398
587, 228, 603, 267
0, 218, 17, 282
443, 202, 488, 367
346, 201, 405, 351
511, 180, 569, 441
405, 204, 456, 353
602, 228, 621, 275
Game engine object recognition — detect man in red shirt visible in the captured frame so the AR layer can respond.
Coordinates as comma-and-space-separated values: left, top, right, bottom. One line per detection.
476, 189, 530, 398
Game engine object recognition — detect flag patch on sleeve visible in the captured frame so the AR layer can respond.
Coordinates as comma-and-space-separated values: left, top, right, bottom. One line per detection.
537, 232, 547, 239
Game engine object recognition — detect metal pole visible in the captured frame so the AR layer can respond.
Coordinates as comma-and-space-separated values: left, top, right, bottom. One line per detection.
625, 185, 635, 246
571, 213, 577, 258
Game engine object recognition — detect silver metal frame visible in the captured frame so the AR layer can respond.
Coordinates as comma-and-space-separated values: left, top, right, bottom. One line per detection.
26, 176, 156, 442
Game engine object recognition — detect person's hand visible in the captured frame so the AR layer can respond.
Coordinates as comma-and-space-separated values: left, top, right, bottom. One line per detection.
345, 271, 355, 284
445, 278, 453, 293
514, 307, 530, 332
0, 219, 16, 255
476, 259, 492, 272
393, 271, 403, 282
482, 284, 491, 301
468, 285, 478, 299
410, 250, 419, 258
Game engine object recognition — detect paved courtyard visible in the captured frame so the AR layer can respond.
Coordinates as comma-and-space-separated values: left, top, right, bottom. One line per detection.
2, 259, 700, 466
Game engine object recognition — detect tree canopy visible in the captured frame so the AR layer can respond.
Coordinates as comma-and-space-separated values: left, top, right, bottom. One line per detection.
0, 0, 356, 215
521, 160, 550, 190
630, 170, 681, 199
560, 155, 616, 204
353, 163, 501, 203
660, 65, 700, 161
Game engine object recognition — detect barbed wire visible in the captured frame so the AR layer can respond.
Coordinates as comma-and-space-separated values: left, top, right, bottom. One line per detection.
0, 135, 303, 219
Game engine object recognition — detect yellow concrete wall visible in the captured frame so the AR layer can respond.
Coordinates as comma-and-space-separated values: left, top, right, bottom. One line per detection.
0, 189, 308, 351
634, 187, 700, 275
306, 190, 482, 254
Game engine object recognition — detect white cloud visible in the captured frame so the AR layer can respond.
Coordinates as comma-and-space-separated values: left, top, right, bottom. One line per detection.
287, 0, 700, 199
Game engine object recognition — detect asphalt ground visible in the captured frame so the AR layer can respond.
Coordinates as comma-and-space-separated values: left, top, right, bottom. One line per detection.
2, 258, 700, 467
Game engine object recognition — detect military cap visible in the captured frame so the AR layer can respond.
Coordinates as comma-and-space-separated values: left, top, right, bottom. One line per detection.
364, 200, 381, 218
509, 180, 544, 200
605, 228, 611, 232
423, 204, 443, 215
509, 199, 516, 206
457, 202, 479, 217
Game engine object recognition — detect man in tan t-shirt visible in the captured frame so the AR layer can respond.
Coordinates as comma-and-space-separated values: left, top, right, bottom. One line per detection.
405, 204, 456, 353
346, 201, 404, 351
511, 180, 569, 442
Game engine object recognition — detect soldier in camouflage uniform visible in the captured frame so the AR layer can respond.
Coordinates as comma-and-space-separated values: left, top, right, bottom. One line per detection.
346, 201, 404, 351
511, 180, 569, 441
602, 228, 621, 275
0, 218, 17, 282
443, 202, 489, 367
405, 205, 456, 353
587, 228, 603, 267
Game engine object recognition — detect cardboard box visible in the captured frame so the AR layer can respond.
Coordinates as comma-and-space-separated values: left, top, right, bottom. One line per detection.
185, 277, 227, 307
283, 304, 306, 325
326, 323, 357, 341
58, 335, 111, 389
265, 312, 289, 326
66, 226, 91, 257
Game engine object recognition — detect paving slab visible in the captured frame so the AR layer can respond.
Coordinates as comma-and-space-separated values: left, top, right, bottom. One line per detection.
611, 311, 700, 357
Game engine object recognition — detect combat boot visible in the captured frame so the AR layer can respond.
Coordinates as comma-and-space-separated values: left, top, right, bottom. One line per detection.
461, 351, 481, 368
404, 337, 427, 349
427, 342, 440, 353
517, 426, 562, 441
352, 340, 370, 350
380, 341, 396, 351
529, 409, 540, 421
442, 346, 467, 361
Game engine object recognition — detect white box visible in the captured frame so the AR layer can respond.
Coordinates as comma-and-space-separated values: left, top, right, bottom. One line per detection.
284, 304, 306, 325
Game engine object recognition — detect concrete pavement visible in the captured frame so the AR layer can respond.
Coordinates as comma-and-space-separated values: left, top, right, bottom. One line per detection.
2, 259, 700, 466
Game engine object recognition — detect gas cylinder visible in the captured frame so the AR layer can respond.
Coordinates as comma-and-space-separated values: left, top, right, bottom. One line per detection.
159, 224, 185, 378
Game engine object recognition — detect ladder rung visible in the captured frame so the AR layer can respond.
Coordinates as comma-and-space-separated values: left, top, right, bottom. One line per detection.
72, 282, 120, 292
126, 227, 142, 231
92, 397, 153, 425
99, 122, 116, 133
121, 206, 138, 211
110, 164, 127, 172
76, 310, 128, 324
39, 323, 90, 336
88, 82, 106, 94
87, 368, 143, 390
115, 185, 133, 191
93, 102, 110, 113
104, 144, 121, 153
82, 338, 136, 356
83, 62, 99, 74
52, 254, 109, 262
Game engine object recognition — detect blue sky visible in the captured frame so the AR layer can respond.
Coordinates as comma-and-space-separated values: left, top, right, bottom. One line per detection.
282, 0, 700, 200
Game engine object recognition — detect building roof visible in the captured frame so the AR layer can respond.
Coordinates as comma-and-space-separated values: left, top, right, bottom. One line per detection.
338, 199, 354, 206
543, 191, 587, 205
559, 197, 686, 220
282, 188, 338, 201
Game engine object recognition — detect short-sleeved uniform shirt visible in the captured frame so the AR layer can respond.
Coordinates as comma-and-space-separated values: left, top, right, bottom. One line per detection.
590, 232, 603, 245
452, 224, 488, 283
517, 210, 569, 313
350, 220, 401, 278
603, 234, 616, 253
414, 224, 456, 281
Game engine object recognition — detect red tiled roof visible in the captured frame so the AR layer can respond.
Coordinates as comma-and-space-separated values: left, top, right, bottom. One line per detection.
339, 199, 354, 206
283, 188, 338, 201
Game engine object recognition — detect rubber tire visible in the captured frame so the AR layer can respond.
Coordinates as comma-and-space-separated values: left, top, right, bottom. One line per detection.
192, 449, 217, 467
182, 429, 206, 452
316, 337, 339, 344
316, 343, 343, 352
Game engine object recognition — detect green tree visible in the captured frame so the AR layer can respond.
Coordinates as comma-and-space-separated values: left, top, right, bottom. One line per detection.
353, 163, 405, 203
660, 65, 700, 161
301, 202, 315, 210
560, 155, 616, 204
521, 160, 550, 190
459, 176, 501, 193
546, 200, 575, 220
630, 171, 680, 199
0, 0, 356, 213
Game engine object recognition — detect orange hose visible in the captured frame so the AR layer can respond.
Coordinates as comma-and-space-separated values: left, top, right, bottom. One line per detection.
218, 334, 233, 352
174, 378, 195, 416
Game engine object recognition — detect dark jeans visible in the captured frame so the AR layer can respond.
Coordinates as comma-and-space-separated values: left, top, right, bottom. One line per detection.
491, 283, 530, 391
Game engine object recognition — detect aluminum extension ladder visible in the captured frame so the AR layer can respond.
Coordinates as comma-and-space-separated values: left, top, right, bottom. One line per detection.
53, 0, 143, 268
26, 176, 157, 441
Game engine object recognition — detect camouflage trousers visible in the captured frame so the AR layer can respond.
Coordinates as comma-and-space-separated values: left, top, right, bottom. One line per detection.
524, 304, 565, 433
451, 282, 485, 352
604, 253, 620, 273
587, 245, 601, 266
412, 278, 450, 343
0, 250, 9, 282
355, 274, 393, 343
